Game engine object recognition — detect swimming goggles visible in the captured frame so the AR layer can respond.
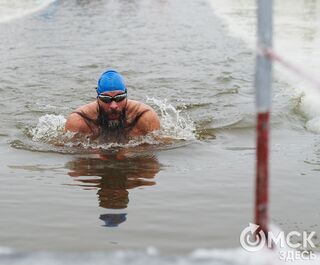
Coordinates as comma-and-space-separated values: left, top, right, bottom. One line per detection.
98, 93, 127, 103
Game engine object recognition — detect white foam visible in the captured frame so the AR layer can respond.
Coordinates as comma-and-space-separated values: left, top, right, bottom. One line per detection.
0, 0, 56, 24
0, 246, 13, 255
191, 247, 320, 265
146, 246, 159, 256
207, 0, 256, 48
306, 117, 320, 134
0, 246, 319, 265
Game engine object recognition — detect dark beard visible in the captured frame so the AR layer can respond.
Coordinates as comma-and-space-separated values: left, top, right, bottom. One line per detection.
97, 106, 127, 141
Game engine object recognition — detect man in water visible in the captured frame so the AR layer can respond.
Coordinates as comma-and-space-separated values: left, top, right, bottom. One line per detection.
65, 70, 160, 142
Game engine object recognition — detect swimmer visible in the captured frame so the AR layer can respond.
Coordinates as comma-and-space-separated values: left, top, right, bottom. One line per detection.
65, 70, 160, 142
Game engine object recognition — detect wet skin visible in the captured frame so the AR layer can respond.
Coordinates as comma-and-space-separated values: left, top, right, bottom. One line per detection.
65, 90, 160, 140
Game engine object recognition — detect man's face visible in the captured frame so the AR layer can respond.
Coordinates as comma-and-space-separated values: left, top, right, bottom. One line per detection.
97, 90, 127, 121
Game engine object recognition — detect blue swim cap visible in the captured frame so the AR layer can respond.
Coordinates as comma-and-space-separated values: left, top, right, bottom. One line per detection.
97, 70, 127, 94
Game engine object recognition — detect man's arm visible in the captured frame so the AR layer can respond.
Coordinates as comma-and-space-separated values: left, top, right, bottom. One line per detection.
135, 109, 160, 135
64, 113, 92, 136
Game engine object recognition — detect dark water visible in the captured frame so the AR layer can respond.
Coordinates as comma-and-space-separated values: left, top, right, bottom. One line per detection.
1, 0, 320, 263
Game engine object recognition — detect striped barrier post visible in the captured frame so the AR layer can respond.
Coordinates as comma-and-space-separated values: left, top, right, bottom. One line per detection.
255, 0, 273, 238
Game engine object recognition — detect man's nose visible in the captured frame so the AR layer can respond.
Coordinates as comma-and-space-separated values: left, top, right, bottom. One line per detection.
110, 100, 118, 109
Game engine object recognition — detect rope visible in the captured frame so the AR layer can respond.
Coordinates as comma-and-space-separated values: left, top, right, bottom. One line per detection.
260, 47, 320, 90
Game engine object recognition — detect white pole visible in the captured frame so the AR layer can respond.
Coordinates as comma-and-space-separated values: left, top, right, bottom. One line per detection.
255, 0, 273, 237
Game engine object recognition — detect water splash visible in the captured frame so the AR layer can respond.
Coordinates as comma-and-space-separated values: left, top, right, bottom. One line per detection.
0, 0, 56, 24
20, 99, 196, 153
30, 114, 69, 143
298, 87, 320, 134
306, 118, 320, 134
147, 97, 196, 140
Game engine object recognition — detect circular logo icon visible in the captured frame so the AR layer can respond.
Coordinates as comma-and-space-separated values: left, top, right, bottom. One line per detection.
240, 223, 266, 252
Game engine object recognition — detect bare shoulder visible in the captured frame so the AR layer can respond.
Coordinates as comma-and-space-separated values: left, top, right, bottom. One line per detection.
64, 101, 98, 134
127, 100, 160, 135
75, 101, 98, 118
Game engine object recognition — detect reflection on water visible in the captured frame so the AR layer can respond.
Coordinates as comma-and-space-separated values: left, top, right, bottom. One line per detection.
99, 213, 127, 227
66, 153, 161, 226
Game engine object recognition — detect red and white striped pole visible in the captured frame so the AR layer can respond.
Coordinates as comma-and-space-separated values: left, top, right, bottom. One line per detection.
255, 0, 273, 237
